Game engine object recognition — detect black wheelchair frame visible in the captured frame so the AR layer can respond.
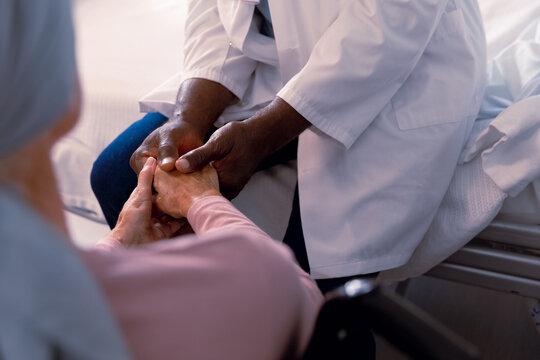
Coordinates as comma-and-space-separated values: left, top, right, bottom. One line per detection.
301, 278, 481, 360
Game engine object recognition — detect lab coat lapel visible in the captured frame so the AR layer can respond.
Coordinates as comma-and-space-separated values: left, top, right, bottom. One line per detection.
218, 0, 258, 50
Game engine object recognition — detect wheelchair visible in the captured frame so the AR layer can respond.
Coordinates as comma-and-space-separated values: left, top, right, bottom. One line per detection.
301, 278, 481, 360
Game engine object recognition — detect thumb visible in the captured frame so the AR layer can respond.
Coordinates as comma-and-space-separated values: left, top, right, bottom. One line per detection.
136, 157, 157, 200
157, 139, 179, 171
176, 140, 227, 173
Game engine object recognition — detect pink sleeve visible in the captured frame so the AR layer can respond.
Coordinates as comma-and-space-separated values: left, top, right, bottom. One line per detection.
188, 195, 279, 237
81, 196, 324, 360
187, 195, 322, 303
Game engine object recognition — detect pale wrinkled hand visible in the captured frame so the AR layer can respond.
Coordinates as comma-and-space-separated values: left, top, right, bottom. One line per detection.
153, 164, 221, 219
109, 157, 185, 246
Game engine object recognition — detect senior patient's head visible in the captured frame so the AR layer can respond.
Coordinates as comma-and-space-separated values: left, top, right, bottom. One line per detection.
0, 0, 80, 233
0, 2, 132, 357
0, 0, 141, 349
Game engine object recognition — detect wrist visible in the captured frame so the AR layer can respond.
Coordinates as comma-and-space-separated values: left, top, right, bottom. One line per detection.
183, 189, 222, 217
244, 97, 310, 157
172, 78, 237, 137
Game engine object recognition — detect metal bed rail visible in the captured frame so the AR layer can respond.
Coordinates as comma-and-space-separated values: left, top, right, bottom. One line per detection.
302, 279, 481, 360
426, 220, 540, 298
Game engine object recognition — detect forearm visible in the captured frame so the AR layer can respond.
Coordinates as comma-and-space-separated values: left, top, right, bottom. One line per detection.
172, 78, 237, 137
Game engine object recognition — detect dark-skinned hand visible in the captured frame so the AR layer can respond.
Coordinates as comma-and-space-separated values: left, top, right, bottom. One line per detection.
176, 97, 311, 199
129, 78, 237, 174
176, 121, 264, 199
130, 119, 205, 174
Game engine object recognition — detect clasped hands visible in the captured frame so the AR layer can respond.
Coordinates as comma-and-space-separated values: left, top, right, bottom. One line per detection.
110, 110, 259, 247
108, 157, 220, 247
110, 83, 309, 246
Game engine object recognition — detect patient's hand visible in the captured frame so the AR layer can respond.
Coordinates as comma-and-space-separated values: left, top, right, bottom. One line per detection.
109, 157, 185, 246
153, 164, 221, 218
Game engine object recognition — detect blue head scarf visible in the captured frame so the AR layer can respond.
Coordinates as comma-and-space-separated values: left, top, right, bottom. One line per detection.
0, 0, 76, 157
0, 1, 131, 358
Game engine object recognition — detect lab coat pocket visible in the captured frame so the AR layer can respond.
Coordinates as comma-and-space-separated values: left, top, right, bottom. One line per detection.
392, 9, 481, 131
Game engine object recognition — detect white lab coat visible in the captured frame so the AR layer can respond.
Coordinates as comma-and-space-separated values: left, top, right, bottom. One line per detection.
140, 0, 486, 279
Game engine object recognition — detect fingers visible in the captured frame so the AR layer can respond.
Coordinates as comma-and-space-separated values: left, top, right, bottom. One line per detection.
151, 217, 187, 240
136, 157, 157, 200
130, 143, 159, 175
158, 139, 179, 171
176, 139, 226, 173
130, 153, 148, 175
164, 218, 186, 236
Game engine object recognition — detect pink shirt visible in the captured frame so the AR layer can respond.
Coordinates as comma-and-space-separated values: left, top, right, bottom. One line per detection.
81, 196, 323, 360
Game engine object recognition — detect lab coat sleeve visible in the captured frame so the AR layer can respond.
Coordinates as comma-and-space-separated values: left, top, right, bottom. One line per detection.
183, 0, 258, 100
277, 0, 450, 148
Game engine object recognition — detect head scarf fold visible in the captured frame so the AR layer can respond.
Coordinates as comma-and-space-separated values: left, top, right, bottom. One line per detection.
0, 0, 76, 157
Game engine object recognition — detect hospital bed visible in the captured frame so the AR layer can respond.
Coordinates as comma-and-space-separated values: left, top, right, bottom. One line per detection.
56, 0, 540, 354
